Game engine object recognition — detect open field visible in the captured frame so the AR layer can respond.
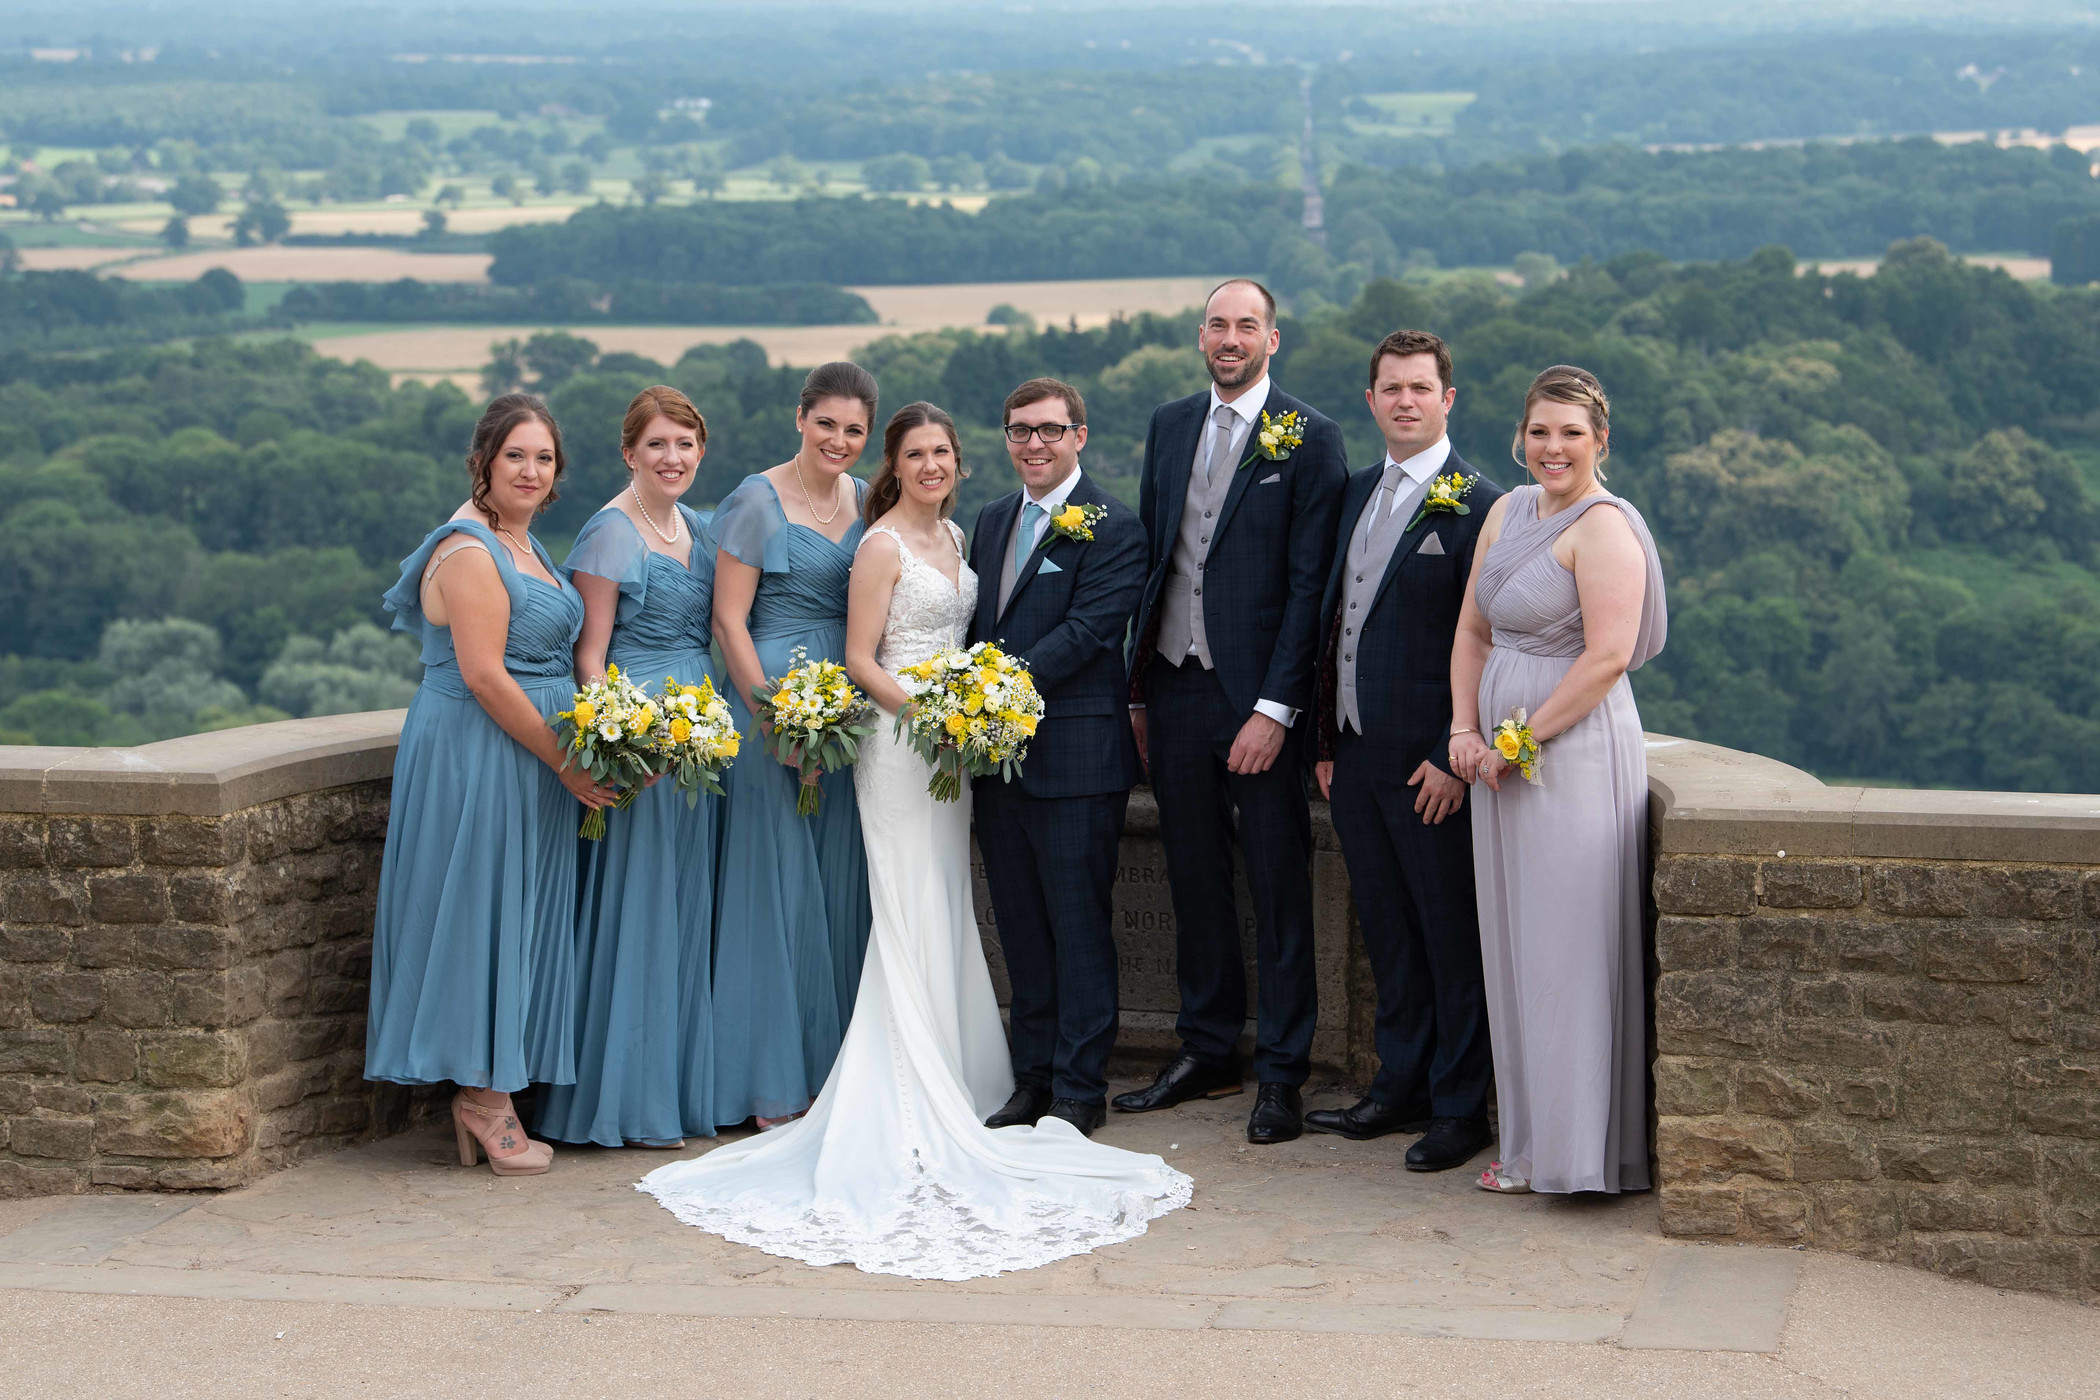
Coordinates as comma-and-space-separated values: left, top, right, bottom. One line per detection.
15, 246, 151, 272
1348, 90, 1476, 138
1798, 252, 2052, 281
108, 247, 495, 283
111, 202, 583, 240
303, 275, 1227, 387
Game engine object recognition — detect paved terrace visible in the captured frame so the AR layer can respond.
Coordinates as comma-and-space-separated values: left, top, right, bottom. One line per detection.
2, 1089, 2096, 1399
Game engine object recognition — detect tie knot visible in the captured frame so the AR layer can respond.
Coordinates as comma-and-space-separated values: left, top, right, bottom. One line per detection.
1381, 461, 1407, 489
1214, 404, 1238, 431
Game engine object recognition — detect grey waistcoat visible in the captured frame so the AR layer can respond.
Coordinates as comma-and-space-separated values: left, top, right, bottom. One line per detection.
1154, 410, 1244, 668
1335, 467, 1434, 732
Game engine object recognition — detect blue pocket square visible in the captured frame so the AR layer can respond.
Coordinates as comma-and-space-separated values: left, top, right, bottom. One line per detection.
1038, 558, 1063, 574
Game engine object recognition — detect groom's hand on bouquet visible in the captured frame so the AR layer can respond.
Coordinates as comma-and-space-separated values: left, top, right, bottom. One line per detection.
1408, 760, 1465, 824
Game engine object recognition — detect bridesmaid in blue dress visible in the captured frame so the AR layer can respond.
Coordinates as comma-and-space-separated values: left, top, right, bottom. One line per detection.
537, 387, 724, 1149
711, 361, 879, 1127
366, 394, 615, 1176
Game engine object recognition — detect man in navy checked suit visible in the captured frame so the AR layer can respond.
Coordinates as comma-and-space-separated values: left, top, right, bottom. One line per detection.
1309, 330, 1503, 1175
1117, 279, 1349, 1145
969, 376, 1148, 1138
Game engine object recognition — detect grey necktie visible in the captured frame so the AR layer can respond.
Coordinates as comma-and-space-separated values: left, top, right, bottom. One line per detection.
1202, 403, 1238, 484
1360, 461, 1412, 561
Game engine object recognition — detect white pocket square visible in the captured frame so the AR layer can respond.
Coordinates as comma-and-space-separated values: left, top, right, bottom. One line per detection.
1038, 558, 1064, 574
1259, 473, 1282, 485
1415, 533, 1447, 556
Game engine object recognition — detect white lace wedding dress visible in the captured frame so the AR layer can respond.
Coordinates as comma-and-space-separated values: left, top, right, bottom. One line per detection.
638, 520, 1191, 1280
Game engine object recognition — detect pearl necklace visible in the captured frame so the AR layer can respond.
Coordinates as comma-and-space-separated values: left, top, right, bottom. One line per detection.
792, 454, 844, 526
629, 483, 683, 545
493, 525, 536, 569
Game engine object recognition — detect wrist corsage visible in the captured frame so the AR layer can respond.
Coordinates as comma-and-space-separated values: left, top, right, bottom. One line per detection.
1491, 707, 1543, 785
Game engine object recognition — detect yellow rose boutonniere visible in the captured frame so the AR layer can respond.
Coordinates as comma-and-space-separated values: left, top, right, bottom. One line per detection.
1239, 409, 1305, 470
1047, 501, 1108, 543
1407, 471, 1476, 531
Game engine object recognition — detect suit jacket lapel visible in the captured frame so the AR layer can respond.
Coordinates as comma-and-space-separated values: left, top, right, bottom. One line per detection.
1368, 452, 1469, 616
996, 473, 1091, 627
978, 491, 1021, 636
1154, 397, 1202, 551
1212, 387, 1291, 542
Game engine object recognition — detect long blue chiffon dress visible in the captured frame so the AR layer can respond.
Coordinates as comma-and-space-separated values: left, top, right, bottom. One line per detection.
366, 519, 586, 1092
536, 505, 724, 1146
710, 474, 873, 1124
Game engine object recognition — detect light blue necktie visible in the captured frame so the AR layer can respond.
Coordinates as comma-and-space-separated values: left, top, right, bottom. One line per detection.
1014, 500, 1045, 577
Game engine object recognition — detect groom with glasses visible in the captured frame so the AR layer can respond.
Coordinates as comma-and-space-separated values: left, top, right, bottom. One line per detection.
969, 377, 1149, 1137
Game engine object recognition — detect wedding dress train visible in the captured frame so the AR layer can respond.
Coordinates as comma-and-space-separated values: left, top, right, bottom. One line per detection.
639, 521, 1190, 1279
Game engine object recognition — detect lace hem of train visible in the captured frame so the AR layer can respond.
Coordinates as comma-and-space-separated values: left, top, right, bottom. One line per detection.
637, 1153, 1195, 1281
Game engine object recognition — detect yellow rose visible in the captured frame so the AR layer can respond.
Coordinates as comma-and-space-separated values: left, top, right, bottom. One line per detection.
1055, 505, 1084, 529
1495, 730, 1523, 761
669, 717, 693, 743
772, 691, 792, 707
1017, 714, 1038, 735
572, 700, 596, 726
682, 685, 702, 700
945, 713, 967, 736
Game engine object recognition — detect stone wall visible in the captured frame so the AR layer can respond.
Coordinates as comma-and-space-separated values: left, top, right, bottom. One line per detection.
0, 715, 412, 1196
1646, 737, 2100, 1303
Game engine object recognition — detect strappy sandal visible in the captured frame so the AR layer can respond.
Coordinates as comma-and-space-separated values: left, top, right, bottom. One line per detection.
1477, 1161, 1532, 1193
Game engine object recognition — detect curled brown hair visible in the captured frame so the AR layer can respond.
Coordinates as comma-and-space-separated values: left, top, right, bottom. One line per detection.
467, 392, 565, 525
863, 402, 967, 527
1512, 364, 1612, 479
621, 385, 707, 456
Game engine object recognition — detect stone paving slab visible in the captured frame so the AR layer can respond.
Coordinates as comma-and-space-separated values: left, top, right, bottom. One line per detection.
0, 1085, 1817, 1351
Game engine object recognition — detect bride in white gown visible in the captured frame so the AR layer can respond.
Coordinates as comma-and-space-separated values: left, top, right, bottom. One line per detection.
639, 404, 1190, 1281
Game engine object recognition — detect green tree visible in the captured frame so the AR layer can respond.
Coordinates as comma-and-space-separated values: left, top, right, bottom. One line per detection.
863, 153, 933, 193
167, 173, 222, 217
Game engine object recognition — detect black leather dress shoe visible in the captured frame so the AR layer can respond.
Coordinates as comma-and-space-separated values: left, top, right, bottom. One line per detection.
1304, 1095, 1433, 1141
1041, 1098, 1107, 1136
1405, 1115, 1494, 1172
1246, 1083, 1304, 1144
984, 1085, 1052, 1129
1111, 1053, 1243, 1113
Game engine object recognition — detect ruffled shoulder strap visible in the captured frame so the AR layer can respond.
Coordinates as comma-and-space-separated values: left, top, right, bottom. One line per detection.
565, 507, 653, 603
384, 518, 521, 637
712, 475, 794, 574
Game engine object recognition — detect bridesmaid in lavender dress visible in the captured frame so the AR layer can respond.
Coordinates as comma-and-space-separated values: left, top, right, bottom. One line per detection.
1448, 365, 1667, 1196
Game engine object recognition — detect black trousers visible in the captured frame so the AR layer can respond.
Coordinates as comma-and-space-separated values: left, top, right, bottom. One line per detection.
1328, 728, 1490, 1119
973, 782, 1129, 1106
1146, 657, 1316, 1085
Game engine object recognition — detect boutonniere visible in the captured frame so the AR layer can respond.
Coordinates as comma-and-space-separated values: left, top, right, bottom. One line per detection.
1047, 501, 1107, 543
1238, 409, 1304, 470
1406, 471, 1476, 531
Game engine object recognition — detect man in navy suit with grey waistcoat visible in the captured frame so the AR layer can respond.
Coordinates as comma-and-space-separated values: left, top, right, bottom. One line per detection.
1116, 278, 1348, 1145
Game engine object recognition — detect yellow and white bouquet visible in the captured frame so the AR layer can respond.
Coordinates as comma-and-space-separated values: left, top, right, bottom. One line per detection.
1492, 707, 1544, 786
652, 674, 740, 806
751, 647, 877, 816
895, 642, 1044, 803
553, 663, 668, 839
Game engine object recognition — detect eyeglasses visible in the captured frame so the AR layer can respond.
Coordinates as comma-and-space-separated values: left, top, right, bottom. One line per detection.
1003, 422, 1080, 444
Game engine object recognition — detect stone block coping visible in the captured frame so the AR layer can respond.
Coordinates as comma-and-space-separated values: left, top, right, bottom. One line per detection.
1645, 734, 2100, 863
1, 715, 2094, 861
0, 711, 405, 818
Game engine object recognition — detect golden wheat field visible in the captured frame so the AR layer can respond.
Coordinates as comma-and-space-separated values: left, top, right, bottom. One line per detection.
111, 203, 582, 242
111, 248, 496, 283
305, 275, 1229, 386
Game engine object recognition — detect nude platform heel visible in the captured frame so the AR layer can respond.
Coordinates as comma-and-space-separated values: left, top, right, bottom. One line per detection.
452, 1091, 555, 1176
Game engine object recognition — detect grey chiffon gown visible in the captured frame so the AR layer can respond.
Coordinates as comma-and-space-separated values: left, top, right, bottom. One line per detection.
1469, 486, 1667, 1195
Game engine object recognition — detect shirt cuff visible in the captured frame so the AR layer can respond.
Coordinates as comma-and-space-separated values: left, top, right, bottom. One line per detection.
1129, 703, 1146, 711
1253, 699, 1298, 728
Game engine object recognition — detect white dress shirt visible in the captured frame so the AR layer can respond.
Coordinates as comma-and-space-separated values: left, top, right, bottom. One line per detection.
1368, 435, 1452, 536
1015, 463, 1085, 554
